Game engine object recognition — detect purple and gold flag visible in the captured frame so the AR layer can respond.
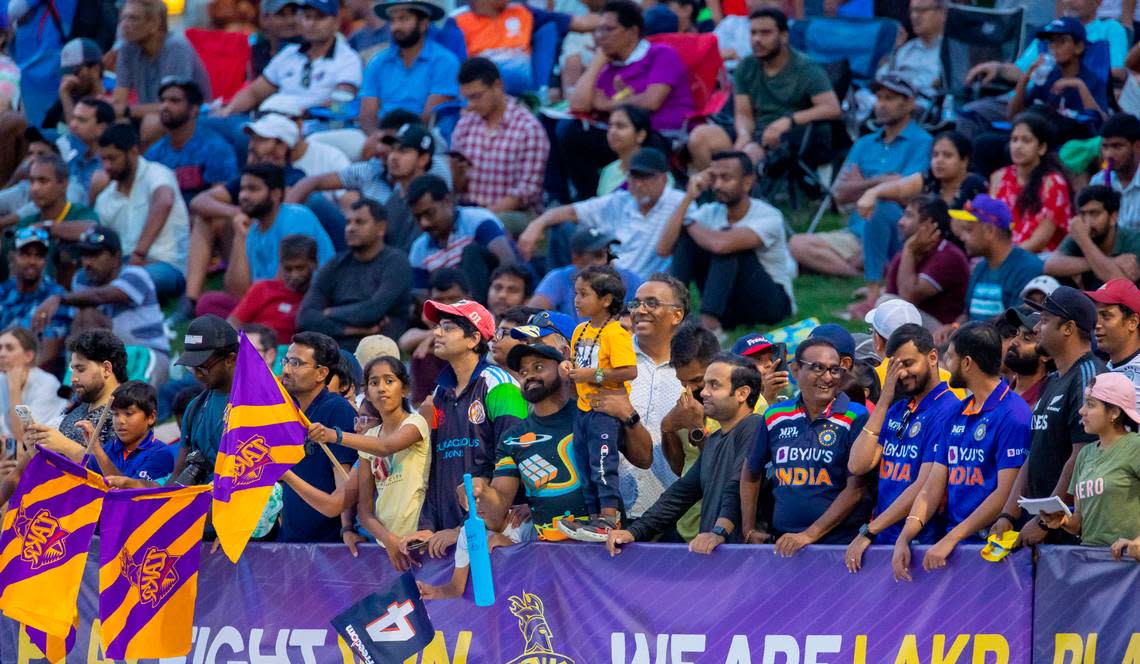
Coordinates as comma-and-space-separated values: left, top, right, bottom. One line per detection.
212, 333, 308, 562
23, 615, 77, 663
98, 483, 211, 659
0, 447, 106, 637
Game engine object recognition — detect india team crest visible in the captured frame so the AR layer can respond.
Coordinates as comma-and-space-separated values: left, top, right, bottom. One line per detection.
974, 423, 987, 441
14, 507, 70, 570
908, 421, 922, 438
817, 427, 837, 447
506, 592, 576, 664
119, 545, 180, 608
468, 400, 487, 424
231, 435, 272, 486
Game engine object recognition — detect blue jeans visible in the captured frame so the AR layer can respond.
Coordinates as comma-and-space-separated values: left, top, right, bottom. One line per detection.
852, 201, 904, 283
145, 261, 187, 302
305, 193, 348, 252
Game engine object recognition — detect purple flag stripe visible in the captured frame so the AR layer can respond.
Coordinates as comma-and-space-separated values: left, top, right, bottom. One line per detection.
228, 334, 295, 409
217, 421, 307, 451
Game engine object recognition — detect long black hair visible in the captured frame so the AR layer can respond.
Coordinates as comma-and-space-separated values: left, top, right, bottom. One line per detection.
1011, 112, 1066, 219
363, 355, 413, 414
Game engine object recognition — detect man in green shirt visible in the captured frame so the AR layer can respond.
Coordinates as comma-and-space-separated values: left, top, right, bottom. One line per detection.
7, 154, 98, 286
686, 7, 840, 171
1045, 185, 1140, 291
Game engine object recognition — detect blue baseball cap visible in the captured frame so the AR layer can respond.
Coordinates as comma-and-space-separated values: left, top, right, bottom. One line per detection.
1037, 16, 1086, 44
303, 0, 339, 16
949, 194, 1013, 231
13, 227, 49, 251
808, 324, 856, 359
510, 310, 577, 343
731, 332, 775, 357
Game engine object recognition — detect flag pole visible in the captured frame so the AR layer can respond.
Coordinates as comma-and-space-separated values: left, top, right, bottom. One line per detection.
317, 441, 351, 482
80, 403, 112, 467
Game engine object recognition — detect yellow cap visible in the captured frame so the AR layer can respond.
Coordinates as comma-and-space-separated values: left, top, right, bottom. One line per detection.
980, 530, 1019, 562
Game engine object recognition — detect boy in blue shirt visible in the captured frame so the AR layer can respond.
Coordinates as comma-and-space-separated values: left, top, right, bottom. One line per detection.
845, 324, 961, 573
87, 380, 174, 482
892, 322, 1029, 581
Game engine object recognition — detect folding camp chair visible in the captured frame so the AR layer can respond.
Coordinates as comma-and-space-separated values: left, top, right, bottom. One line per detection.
788, 16, 901, 86
647, 32, 731, 131
184, 28, 252, 103
940, 4, 1026, 103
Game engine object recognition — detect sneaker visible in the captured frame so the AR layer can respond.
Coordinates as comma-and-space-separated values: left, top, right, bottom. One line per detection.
558, 515, 619, 543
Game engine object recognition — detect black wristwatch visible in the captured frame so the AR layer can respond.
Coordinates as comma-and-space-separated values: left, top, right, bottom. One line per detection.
784, 112, 797, 127
712, 524, 730, 540
622, 411, 641, 429
858, 522, 876, 541
689, 427, 707, 443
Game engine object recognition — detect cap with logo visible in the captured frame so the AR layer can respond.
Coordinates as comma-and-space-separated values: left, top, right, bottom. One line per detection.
76, 226, 122, 255
355, 334, 401, 367
864, 299, 923, 340
949, 194, 1012, 231
394, 124, 434, 154
373, 0, 445, 21
175, 315, 240, 368
60, 38, 103, 75
510, 310, 577, 343
570, 227, 618, 255
808, 323, 856, 359
303, 0, 340, 16
628, 147, 668, 175
731, 332, 774, 357
1084, 277, 1140, 314
1004, 304, 1041, 331
13, 227, 49, 251
870, 72, 917, 99
1020, 275, 1061, 301
1037, 16, 1086, 44
507, 343, 564, 371
1025, 285, 1097, 334
243, 113, 299, 148
423, 299, 496, 342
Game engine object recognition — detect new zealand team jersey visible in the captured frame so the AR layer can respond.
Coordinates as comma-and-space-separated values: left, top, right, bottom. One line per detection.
421, 360, 527, 532
876, 382, 961, 544
494, 401, 588, 538
748, 393, 870, 543
935, 379, 1030, 534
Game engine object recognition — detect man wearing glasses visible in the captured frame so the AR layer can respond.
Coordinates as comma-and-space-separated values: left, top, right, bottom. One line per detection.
844, 324, 960, 573
740, 336, 871, 556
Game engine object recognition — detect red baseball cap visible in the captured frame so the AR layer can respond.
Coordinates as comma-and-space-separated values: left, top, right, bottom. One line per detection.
1085, 278, 1140, 313
423, 299, 496, 342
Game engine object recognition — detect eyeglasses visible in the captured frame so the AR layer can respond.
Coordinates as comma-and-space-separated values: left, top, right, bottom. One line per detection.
437, 320, 462, 334
628, 298, 682, 312
494, 327, 511, 340
282, 356, 317, 369
798, 360, 846, 378
191, 352, 225, 374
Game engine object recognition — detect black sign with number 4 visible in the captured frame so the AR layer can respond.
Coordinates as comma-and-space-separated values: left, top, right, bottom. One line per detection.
331, 572, 436, 663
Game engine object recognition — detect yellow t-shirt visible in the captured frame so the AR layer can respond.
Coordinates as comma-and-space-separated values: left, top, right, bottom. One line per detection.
875, 357, 967, 400
359, 412, 432, 540
571, 320, 637, 410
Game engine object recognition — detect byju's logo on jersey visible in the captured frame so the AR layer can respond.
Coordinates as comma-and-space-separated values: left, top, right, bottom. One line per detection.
775, 446, 789, 463
947, 446, 959, 464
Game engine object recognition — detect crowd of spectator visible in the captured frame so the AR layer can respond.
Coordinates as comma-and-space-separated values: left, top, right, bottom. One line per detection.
0, 0, 1139, 595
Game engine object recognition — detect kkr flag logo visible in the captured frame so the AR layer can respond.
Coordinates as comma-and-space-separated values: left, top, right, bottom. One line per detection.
232, 435, 272, 486
14, 508, 70, 571
507, 592, 575, 664
119, 546, 180, 608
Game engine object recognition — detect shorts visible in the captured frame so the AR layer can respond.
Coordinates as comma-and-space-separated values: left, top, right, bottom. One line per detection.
815, 230, 863, 266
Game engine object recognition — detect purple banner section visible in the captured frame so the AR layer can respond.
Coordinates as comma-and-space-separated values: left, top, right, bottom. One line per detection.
0, 542, 1037, 663
1035, 546, 1140, 663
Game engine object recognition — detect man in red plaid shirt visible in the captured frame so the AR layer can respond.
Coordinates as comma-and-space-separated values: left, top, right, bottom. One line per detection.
451, 58, 550, 237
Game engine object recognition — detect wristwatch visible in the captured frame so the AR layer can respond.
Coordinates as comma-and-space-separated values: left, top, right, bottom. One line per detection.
858, 522, 876, 541
622, 411, 641, 429
594, 367, 605, 385
689, 427, 707, 444
712, 524, 730, 540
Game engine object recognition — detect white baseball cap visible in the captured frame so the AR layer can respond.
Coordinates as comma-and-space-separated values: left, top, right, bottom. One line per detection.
258, 93, 306, 119
864, 299, 923, 340
242, 113, 299, 148
1019, 275, 1061, 301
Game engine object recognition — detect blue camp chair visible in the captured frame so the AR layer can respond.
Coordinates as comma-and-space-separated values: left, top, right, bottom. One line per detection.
788, 16, 901, 85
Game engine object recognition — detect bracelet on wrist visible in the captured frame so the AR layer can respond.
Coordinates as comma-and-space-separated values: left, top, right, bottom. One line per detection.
863, 427, 880, 438
906, 515, 924, 528
340, 526, 355, 536
996, 512, 1016, 525
334, 426, 344, 446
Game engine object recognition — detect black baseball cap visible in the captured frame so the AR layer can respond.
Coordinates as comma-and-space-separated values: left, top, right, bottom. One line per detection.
507, 343, 564, 371
570, 227, 618, 254
628, 147, 668, 175
76, 226, 122, 255
175, 315, 240, 368
394, 124, 434, 154
1025, 285, 1097, 334
1004, 305, 1040, 332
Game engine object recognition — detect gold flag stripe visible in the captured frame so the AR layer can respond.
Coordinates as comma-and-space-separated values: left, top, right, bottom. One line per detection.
226, 403, 308, 430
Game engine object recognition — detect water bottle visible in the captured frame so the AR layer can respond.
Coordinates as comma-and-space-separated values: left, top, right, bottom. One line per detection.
1032, 52, 1055, 87
941, 94, 956, 125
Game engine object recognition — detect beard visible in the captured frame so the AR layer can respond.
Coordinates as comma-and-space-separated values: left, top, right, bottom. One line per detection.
243, 198, 274, 220
899, 368, 932, 397
75, 379, 104, 404
948, 367, 966, 390
393, 26, 423, 49
523, 375, 562, 403
1005, 348, 1041, 375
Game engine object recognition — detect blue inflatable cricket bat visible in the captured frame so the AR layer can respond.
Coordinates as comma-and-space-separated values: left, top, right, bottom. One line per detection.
464, 473, 495, 606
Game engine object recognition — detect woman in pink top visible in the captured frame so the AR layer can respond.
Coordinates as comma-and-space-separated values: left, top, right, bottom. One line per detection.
989, 113, 1072, 253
